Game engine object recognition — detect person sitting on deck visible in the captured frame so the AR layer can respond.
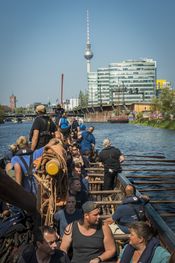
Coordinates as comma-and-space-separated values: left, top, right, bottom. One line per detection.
17, 226, 70, 263
60, 201, 116, 263
71, 162, 88, 192
116, 221, 170, 263
68, 177, 89, 209
104, 184, 149, 234
98, 138, 125, 190
10, 136, 43, 195
54, 194, 83, 237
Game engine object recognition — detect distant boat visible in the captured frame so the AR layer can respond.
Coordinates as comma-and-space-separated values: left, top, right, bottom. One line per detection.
107, 115, 129, 123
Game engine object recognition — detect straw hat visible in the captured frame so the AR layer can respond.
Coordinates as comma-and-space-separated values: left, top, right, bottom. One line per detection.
36, 104, 46, 113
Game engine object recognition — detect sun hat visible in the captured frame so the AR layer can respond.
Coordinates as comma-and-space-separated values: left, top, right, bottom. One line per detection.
36, 104, 46, 113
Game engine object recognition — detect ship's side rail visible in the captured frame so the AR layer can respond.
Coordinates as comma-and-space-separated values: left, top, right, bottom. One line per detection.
86, 164, 175, 253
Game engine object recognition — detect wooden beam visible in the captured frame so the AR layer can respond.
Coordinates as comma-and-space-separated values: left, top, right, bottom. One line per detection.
88, 174, 104, 177
89, 190, 122, 194
85, 167, 104, 171
0, 168, 36, 214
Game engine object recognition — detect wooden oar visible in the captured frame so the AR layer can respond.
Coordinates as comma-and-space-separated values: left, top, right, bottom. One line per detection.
123, 163, 175, 166
122, 169, 175, 172
126, 175, 175, 179
140, 188, 175, 192
160, 213, 175, 217
0, 168, 36, 213
126, 173, 175, 177
126, 159, 175, 163
125, 154, 165, 159
150, 200, 175, 204
133, 181, 175, 184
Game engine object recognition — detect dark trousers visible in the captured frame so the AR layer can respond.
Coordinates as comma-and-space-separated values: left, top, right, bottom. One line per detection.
103, 169, 118, 190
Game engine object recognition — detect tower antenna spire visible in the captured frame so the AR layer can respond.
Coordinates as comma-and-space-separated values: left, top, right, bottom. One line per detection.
84, 9, 93, 73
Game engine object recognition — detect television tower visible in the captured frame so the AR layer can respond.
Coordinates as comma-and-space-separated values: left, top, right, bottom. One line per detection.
84, 10, 93, 73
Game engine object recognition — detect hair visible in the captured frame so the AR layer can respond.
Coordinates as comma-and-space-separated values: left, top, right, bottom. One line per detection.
68, 176, 80, 187
66, 193, 76, 202
88, 126, 94, 132
103, 138, 111, 148
34, 225, 57, 243
129, 221, 154, 244
125, 184, 136, 196
16, 136, 28, 149
9, 143, 18, 153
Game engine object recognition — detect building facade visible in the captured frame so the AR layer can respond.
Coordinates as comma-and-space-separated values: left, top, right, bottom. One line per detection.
88, 59, 157, 106
9, 94, 17, 112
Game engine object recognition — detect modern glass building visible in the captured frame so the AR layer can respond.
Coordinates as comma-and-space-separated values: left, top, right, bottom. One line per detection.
88, 59, 157, 106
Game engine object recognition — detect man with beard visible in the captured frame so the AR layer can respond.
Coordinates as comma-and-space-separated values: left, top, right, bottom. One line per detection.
60, 201, 116, 263
18, 226, 70, 263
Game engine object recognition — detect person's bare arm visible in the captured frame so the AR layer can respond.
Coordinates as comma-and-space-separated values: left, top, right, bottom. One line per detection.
90, 224, 116, 262
119, 154, 125, 163
31, 129, 39, 151
60, 223, 73, 253
103, 216, 114, 225
14, 163, 22, 185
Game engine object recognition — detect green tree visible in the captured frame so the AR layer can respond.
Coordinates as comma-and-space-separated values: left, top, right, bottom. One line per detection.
0, 105, 5, 123
151, 88, 175, 119
15, 107, 26, 114
78, 90, 88, 108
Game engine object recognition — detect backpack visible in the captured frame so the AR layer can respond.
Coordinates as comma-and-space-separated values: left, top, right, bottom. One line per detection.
129, 203, 147, 221
60, 117, 69, 129
18, 154, 37, 195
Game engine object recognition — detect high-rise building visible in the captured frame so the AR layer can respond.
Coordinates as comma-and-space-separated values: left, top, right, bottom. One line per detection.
84, 13, 157, 106
10, 94, 16, 112
88, 59, 157, 106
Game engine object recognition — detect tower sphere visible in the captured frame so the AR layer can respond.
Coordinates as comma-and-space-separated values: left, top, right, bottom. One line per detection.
84, 49, 93, 60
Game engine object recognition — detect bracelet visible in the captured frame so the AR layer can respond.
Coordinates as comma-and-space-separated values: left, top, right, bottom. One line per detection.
97, 256, 102, 262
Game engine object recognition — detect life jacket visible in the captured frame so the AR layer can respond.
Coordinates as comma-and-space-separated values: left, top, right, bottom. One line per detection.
59, 117, 69, 129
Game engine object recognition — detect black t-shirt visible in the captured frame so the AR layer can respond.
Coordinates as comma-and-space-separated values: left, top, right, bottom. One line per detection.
18, 244, 71, 263
99, 146, 122, 171
30, 115, 57, 149
69, 190, 89, 209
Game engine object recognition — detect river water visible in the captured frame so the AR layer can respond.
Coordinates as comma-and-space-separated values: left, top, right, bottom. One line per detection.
0, 121, 175, 158
0, 122, 175, 230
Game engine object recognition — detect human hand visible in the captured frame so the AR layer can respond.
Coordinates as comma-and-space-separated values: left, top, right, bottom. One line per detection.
89, 257, 101, 263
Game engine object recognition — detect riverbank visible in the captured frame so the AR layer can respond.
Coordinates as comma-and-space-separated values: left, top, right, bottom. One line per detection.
131, 119, 175, 130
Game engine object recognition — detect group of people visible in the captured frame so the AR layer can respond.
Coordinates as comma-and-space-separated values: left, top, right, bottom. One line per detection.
0, 104, 173, 262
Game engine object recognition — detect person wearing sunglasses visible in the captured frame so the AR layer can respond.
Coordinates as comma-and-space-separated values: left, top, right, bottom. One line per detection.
18, 226, 70, 263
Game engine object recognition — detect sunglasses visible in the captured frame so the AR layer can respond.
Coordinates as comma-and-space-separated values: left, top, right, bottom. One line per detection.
45, 237, 62, 246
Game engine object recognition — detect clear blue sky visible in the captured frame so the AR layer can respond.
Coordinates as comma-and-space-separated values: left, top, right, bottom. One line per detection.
1, 0, 175, 107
